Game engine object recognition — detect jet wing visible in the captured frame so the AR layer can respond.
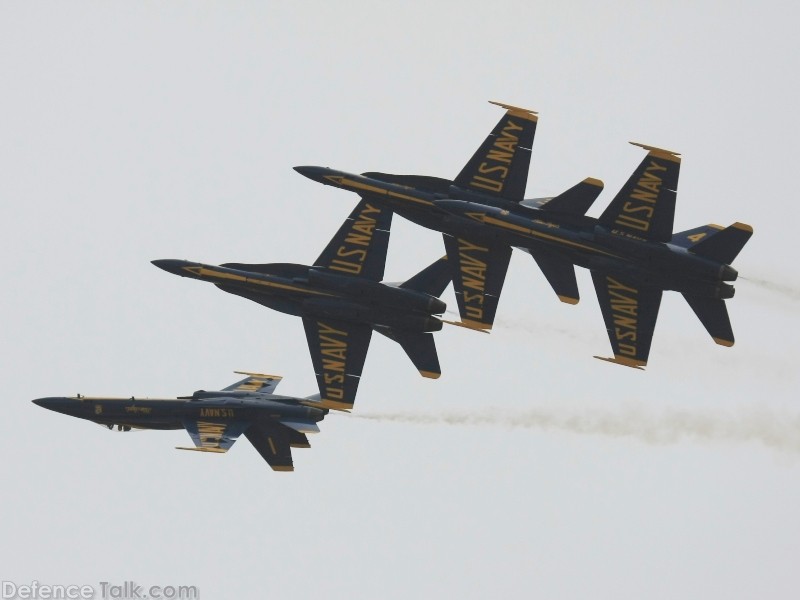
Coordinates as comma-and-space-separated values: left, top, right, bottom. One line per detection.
222, 371, 283, 393
176, 418, 251, 453
302, 317, 372, 411
591, 271, 662, 369
244, 423, 298, 472
453, 101, 538, 200
443, 234, 512, 330
314, 198, 392, 281
597, 142, 681, 243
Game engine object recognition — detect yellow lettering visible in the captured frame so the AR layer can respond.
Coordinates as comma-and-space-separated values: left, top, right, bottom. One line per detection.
623, 202, 655, 218
629, 189, 658, 203
329, 259, 362, 275
615, 214, 650, 231
318, 322, 348, 337
463, 290, 485, 306
478, 163, 509, 178
470, 175, 503, 192
465, 305, 484, 319
343, 232, 371, 246
486, 149, 513, 164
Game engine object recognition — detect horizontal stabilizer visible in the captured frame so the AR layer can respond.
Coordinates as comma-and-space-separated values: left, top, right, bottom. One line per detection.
682, 295, 735, 346
244, 423, 296, 471
376, 328, 441, 379
689, 222, 753, 265
670, 224, 723, 248
286, 430, 311, 449
530, 250, 580, 304
400, 256, 451, 297
541, 178, 604, 216
279, 420, 321, 434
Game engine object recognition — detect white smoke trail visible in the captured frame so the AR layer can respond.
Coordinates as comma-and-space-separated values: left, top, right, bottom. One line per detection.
351, 405, 800, 453
739, 277, 800, 303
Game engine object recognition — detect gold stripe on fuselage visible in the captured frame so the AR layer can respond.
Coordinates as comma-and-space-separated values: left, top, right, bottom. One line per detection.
325, 176, 434, 207
185, 266, 338, 298
481, 215, 622, 259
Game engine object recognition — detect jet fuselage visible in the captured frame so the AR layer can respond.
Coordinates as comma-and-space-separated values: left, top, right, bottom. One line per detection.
434, 199, 738, 300
33, 394, 326, 432
152, 259, 445, 333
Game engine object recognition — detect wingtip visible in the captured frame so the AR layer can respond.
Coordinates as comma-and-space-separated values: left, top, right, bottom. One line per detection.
593, 355, 646, 370
419, 370, 441, 379
442, 319, 491, 333
558, 295, 580, 305
583, 177, 604, 189
317, 399, 354, 412
233, 370, 283, 379
488, 100, 539, 122
713, 337, 735, 347
629, 141, 681, 162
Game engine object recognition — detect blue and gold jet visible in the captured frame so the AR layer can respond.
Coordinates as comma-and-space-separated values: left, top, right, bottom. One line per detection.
434, 143, 753, 368
295, 101, 539, 331
153, 199, 451, 410
33, 372, 326, 471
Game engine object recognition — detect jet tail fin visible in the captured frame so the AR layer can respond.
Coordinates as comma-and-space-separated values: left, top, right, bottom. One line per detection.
376, 328, 441, 379
689, 222, 753, 264
399, 256, 451, 297
540, 177, 604, 216
682, 295, 735, 347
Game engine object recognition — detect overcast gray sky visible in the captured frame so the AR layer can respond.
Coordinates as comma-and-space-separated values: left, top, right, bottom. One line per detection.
2, 2, 799, 599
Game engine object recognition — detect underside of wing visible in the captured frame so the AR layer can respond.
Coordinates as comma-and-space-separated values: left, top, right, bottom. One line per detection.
598, 142, 681, 243
177, 418, 251, 453
443, 234, 512, 330
302, 317, 373, 411
591, 271, 662, 369
314, 198, 392, 281
453, 101, 538, 200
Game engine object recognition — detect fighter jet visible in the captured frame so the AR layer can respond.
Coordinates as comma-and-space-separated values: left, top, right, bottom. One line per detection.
295, 101, 541, 331
434, 143, 753, 368
153, 199, 451, 410
32, 372, 326, 471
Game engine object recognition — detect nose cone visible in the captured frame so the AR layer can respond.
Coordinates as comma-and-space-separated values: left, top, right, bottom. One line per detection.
152, 259, 193, 277
294, 166, 336, 185
32, 396, 80, 416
